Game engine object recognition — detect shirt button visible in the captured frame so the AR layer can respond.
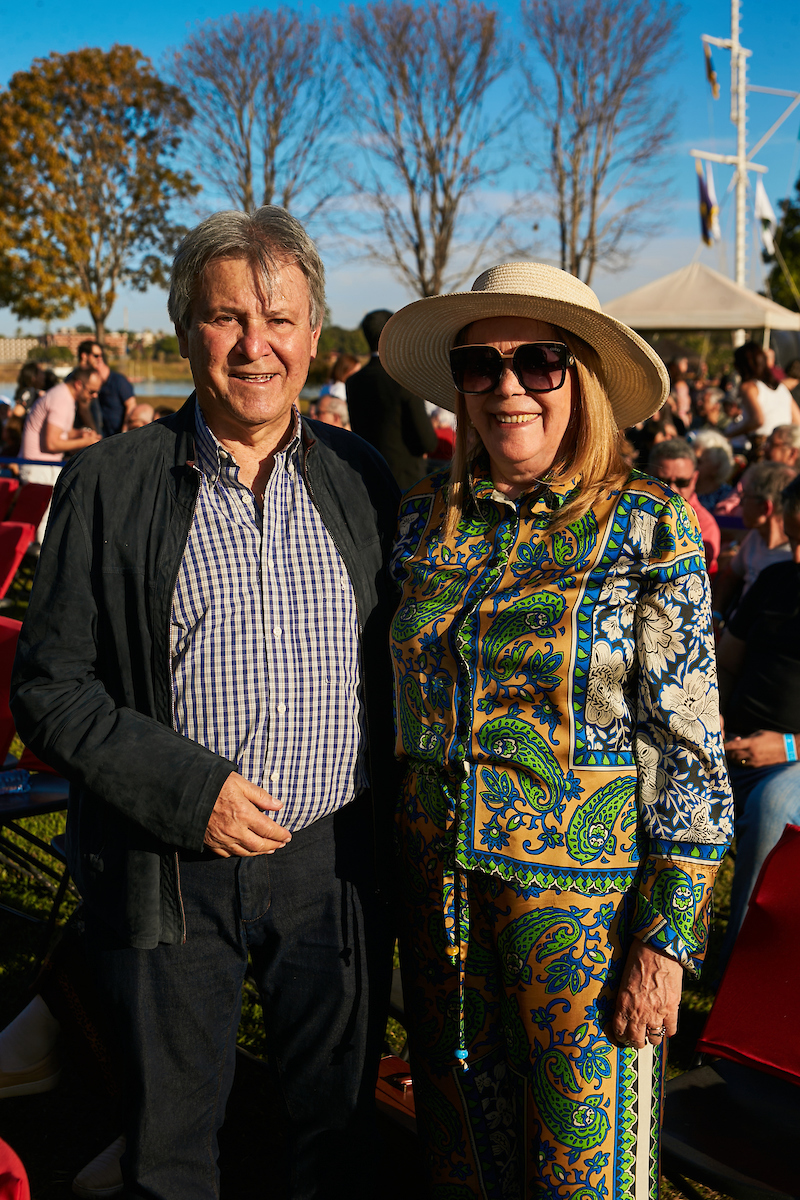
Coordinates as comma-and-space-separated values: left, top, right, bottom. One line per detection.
273, 626, 282, 636
270, 771, 279, 781
276, 704, 286, 713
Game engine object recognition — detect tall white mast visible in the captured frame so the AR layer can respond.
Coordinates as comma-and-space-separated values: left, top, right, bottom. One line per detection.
690, 0, 799, 345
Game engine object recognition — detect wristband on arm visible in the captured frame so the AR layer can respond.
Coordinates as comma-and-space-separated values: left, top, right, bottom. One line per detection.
784, 734, 797, 763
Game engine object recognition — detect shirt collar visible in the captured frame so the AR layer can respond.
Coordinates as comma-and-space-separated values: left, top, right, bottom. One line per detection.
193, 399, 302, 485
467, 453, 582, 515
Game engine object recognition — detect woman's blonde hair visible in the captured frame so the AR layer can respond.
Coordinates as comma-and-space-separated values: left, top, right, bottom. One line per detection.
443, 326, 629, 538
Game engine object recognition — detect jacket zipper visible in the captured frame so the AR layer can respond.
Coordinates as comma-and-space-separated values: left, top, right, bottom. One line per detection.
166, 464, 201, 944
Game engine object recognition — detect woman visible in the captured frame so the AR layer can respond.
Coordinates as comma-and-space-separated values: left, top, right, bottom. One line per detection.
380, 263, 733, 1199
726, 341, 800, 440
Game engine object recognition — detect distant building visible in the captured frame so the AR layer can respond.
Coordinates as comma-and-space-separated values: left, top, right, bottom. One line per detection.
0, 337, 40, 363
43, 329, 127, 358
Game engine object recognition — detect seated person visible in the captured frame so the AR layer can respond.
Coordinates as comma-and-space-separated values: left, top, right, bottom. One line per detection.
714, 460, 796, 615
315, 394, 351, 429
765, 423, 800, 469
649, 437, 721, 573
717, 474, 800, 972
692, 429, 735, 510
691, 385, 728, 433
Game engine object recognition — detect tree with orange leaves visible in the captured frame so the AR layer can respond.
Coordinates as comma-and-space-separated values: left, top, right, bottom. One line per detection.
0, 46, 197, 339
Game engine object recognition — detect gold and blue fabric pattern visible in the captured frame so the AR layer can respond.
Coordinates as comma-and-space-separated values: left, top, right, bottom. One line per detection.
390, 465, 733, 976
390, 464, 732, 1198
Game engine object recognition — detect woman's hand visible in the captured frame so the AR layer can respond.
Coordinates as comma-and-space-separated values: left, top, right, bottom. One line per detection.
610, 939, 683, 1049
725, 729, 792, 769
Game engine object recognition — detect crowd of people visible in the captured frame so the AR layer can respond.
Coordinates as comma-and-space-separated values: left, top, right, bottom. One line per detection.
0, 206, 794, 1200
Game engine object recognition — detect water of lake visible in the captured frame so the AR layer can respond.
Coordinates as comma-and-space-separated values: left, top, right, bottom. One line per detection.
133, 381, 321, 400
133, 380, 192, 397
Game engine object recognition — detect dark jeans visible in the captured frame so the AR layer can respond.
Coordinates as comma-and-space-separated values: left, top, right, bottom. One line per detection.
84, 796, 391, 1200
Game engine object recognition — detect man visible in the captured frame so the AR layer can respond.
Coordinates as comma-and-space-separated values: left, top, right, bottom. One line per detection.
691, 385, 727, 433
765, 422, 800, 468
123, 402, 156, 431
649, 437, 721, 574
716, 474, 800, 972
19, 366, 102, 542
12, 207, 399, 1199
315, 393, 350, 428
77, 340, 135, 437
347, 308, 437, 490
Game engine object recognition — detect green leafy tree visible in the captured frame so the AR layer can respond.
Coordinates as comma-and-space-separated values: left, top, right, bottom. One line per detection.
766, 176, 800, 312
0, 46, 198, 340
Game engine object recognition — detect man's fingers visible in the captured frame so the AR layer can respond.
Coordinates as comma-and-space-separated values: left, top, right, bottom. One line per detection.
241, 782, 284, 813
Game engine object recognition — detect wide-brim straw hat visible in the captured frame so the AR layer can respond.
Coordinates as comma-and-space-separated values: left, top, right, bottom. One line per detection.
379, 262, 668, 428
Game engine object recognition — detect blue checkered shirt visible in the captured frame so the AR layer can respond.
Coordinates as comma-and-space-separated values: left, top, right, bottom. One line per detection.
170, 401, 367, 831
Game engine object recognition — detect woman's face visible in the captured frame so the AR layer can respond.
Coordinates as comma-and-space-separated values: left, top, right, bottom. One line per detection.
461, 316, 575, 496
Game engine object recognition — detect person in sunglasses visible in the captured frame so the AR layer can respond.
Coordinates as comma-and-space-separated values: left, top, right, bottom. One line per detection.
649, 437, 721, 574
379, 262, 732, 1199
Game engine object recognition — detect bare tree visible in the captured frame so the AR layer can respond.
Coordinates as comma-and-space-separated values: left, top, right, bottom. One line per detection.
345, 0, 518, 297
171, 9, 340, 219
521, 0, 680, 285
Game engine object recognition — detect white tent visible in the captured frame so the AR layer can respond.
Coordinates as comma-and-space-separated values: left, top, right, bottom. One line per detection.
603, 262, 800, 333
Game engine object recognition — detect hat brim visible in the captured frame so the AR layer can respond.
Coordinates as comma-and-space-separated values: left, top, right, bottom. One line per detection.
379, 291, 668, 428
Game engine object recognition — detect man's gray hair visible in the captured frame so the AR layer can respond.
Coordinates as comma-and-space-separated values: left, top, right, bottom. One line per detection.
692, 429, 734, 488
168, 206, 325, 333
648, 437, 696, 473
742, 460, 797, 511
770, 424, 800, 450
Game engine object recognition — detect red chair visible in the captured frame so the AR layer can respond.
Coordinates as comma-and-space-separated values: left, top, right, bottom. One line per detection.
662, 824, 800, 1200
0, 615, 71, 956
0, 479, 19, 521
0, 1138, 30, 1200
7, 482, 52, 529
0, 524, 36, 599
0, 617, 21, 761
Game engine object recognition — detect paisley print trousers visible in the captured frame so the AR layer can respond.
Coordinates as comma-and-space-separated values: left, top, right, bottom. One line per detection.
396, 770, 666, 1200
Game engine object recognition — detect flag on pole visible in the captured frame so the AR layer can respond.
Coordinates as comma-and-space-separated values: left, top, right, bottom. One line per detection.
754, 177, 778, 255
696, 160, 716, 246
706, 162, 721, 242
704, 43, 720, 100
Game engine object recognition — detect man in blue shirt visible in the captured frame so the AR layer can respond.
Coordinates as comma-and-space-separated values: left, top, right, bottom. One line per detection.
77, 339, 134, 437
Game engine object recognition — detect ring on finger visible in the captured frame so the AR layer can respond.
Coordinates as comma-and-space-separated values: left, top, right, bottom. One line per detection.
647, 1025, 667, 1038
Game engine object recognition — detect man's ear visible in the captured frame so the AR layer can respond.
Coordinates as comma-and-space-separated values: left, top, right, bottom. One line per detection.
176, 326, 190, 361
763, 498, 775, 519
310, 323, 322, 360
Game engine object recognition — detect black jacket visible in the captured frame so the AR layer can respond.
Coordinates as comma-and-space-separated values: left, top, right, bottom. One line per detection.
11, 398, 400, 948
346, 356, 437, 491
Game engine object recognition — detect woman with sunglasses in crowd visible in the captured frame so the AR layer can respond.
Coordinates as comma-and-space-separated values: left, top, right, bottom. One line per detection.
379, 263, 732, 1199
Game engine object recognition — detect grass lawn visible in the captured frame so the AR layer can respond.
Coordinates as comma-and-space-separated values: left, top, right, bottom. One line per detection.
0, 557, 735, 1199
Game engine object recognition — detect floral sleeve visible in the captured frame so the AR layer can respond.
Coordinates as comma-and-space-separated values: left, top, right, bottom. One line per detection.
630, 495, 733, 975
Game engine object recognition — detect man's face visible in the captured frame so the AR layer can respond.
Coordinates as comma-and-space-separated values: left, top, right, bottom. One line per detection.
653, 456, 698, 502
177, 256, 321, 442
316, 397, 343, 427
766, 434, 798, 466
80, 345, 108, 381
74, 372, 101, 405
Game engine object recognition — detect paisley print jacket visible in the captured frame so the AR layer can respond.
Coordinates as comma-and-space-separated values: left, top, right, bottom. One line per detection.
390, 465, 733, 975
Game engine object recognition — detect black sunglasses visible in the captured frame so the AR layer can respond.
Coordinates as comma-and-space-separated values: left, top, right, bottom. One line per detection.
450, 341, 575, 396
657, 474, 693, 490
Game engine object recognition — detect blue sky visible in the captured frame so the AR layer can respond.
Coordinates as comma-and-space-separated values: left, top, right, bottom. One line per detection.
1, 0, 799, 336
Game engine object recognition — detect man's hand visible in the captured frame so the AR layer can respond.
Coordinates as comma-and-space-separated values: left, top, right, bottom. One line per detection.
725, 729, 792, 769
204, 773, 291, 858
610, 939, 683, 1049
